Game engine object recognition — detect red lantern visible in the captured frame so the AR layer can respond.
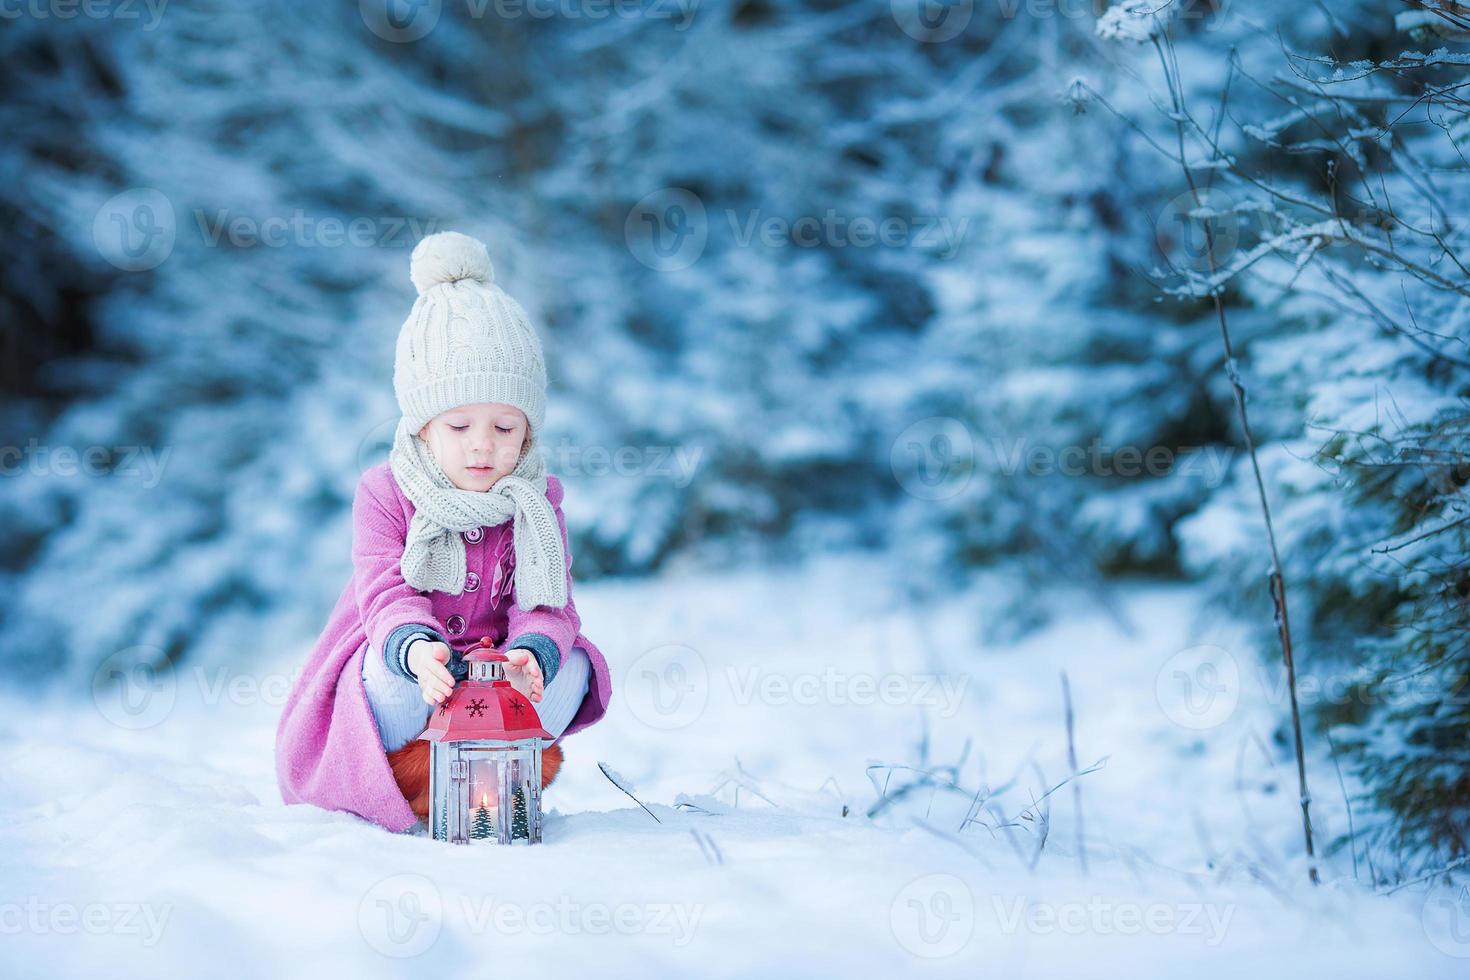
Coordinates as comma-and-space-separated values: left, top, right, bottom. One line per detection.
422, 637, 551, 845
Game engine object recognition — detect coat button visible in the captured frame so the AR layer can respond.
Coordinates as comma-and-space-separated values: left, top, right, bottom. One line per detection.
464, 571, 480, 593
445, 615, 466, 636
463, 527, 483, 544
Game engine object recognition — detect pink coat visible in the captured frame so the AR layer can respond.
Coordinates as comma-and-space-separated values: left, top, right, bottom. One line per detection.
273, 462, 612, 832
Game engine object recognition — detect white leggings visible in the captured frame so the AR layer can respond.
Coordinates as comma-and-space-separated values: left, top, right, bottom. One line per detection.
362, 643, 592, 753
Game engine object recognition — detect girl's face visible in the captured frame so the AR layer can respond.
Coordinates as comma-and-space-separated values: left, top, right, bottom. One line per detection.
417, 402, 529, 491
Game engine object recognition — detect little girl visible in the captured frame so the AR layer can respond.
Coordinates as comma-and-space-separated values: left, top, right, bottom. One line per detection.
275, 231, 612, 833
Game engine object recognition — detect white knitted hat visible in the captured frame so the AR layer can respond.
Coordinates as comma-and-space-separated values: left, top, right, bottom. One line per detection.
394, 231, 547, 441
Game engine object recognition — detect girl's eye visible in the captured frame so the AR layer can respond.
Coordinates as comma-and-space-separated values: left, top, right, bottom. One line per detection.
449, 424, 469, 432
495, 426, 513, 434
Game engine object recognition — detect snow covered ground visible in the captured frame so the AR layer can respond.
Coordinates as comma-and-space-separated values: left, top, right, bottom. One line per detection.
2, 553, 1465, 977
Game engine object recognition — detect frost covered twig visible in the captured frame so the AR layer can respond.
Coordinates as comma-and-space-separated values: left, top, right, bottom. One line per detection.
1093, 13, 1323, 887
1061, 671, 1088, 876
598, 762, 662, 824
1151, 26, 1321, 885
865, 762, 970, 819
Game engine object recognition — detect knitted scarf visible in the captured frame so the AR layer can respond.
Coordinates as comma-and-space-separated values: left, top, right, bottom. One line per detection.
387, 418, 568, 609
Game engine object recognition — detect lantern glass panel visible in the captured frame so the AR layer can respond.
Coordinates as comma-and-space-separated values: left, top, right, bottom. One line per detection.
430, 744, 448, 841
430, 739, 544, 845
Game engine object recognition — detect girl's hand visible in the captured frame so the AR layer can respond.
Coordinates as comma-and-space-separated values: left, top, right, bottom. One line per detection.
407, 638, 456, 705
504, 648, 544, 703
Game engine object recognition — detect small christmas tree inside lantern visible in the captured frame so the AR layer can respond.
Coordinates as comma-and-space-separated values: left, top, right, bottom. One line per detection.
422, 637, 551, 845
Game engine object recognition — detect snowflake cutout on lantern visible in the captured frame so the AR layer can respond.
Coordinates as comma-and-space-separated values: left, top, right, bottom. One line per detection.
467, 698, 487, 717
509, 700, 526, 718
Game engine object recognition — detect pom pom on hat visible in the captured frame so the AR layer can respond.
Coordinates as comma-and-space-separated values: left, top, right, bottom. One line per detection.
395, 230, 548, 437
410, 231, 494, 296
